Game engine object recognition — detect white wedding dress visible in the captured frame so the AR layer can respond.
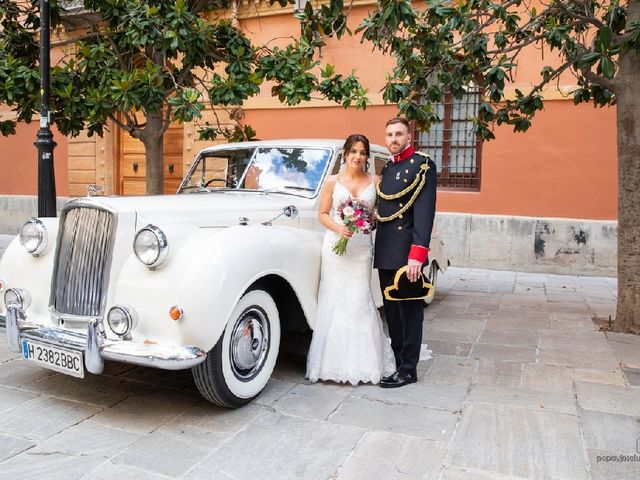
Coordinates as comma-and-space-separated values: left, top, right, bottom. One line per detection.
306, 176, 396, 385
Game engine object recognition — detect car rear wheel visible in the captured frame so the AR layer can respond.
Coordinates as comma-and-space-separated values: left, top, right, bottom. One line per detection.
192, 289, 281, 408
424, 261, 438, 305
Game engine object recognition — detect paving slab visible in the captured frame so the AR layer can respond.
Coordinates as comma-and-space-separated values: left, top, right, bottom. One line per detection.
439, 467, 530, 479
538, 347, 620, 370
475, 360, 522, 387
91, 387, 201, 434
572, 367, 627, 386
622, 366, 640, 386
522, 364, 574, 393
185, 412, 364, 480
423, 355, 476, 386
422, 338, 473, 357
0, 432, 36, 463
605, 331, 640, 346
575, 381, 640, 417
539, 330, 611, 352
165, 401, 265, 435
81, 461, 174, 480
477, 329, 539, 347
580, 409, 640, 453
253, 377, 297, 406
446, 403, 588, 479
355, 381, 468, 411
0, 359, 58, 388
272, 382, 353, 420
329, 396, 459, 441
608, 338, 640, 369
468, 383, 577, 414
470, 344, 536, 363
0, 396, 101, 441
21, 371, 146, 408
0, 451, 106, 480
336, 431, 447, 480
29, 420, 140, 458
113, 428, 220, 478
0, 385, 39, 415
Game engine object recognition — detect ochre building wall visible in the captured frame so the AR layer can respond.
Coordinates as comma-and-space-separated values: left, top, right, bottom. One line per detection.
0, 2, 618, 223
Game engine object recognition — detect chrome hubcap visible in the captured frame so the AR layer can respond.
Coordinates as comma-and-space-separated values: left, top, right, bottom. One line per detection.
230, 307, 270, 381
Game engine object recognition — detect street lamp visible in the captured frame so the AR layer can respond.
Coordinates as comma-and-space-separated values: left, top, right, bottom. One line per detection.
35, 0, 57, 217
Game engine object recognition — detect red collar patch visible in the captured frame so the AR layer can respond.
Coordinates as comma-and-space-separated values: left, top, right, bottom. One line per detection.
392, 145, 415, 163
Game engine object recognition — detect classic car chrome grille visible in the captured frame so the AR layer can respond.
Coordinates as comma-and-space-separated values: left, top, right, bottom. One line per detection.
51, 206, 115, 317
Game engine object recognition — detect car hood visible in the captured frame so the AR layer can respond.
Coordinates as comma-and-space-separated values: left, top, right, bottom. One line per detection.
64, 192, 313, 229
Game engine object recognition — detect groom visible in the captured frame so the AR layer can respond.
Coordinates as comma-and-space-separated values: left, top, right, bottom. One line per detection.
374, 117, 437, 388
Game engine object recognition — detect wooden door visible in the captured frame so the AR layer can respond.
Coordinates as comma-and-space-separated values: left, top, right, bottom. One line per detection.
118, 122, 184, 195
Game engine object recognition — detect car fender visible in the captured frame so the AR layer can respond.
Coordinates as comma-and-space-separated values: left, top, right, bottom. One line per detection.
111, 224, 322, 351
0, 218, 60, 319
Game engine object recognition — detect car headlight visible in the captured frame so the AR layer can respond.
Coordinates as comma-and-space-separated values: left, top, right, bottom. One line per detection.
4, 288, 32, 310
107, 305, 138, 337
20, 218, 47, 256
133, 225, 168, 269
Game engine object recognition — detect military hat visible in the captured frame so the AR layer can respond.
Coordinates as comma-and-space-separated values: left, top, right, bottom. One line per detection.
383, 265, 434, 301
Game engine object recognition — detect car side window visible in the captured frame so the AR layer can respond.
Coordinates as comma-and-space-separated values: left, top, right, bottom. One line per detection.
331, 153, 343, 175
374, 156, 388, 175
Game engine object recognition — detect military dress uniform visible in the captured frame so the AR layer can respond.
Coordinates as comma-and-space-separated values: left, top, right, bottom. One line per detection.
374, 145, 437, 381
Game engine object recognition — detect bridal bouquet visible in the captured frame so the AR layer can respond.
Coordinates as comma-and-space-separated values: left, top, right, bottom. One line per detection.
332, 198, 375, 256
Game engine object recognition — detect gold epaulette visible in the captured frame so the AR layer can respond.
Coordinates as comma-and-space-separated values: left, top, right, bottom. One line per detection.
376, 164, 429, 222
415, 151, 430, 159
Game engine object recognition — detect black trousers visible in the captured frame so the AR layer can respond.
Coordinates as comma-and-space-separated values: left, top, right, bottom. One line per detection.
378, 269, 424, 377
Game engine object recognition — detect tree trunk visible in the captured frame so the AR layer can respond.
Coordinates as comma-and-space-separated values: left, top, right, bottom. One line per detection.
143, 109, 164, 195
613, 5, 640, 333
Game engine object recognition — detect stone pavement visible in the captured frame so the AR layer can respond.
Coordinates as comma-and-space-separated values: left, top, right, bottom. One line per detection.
0, 265, 639, 480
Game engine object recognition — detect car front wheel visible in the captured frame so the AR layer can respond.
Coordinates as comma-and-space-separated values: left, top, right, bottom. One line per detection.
192, 289, 281, 408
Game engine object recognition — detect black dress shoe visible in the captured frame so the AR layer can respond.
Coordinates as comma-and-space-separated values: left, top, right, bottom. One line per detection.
379, 372, 417, 388
381, 372, 396, 383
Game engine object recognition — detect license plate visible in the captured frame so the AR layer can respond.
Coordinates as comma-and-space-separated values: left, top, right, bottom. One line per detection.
22, 339, 85, 378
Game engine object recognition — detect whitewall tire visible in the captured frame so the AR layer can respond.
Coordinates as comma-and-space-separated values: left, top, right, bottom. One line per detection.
192, 289, 281, 408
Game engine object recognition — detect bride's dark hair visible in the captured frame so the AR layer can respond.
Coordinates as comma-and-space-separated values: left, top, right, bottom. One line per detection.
343, 134, 370, 158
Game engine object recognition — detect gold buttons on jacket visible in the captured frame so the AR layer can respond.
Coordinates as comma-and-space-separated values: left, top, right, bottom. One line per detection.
405, 169, 409, 174
410, 159, 414, 164
403, 179, 408, 183
399, 214, 403, 219
397, 226, 403, 230
399, 203, 404, 207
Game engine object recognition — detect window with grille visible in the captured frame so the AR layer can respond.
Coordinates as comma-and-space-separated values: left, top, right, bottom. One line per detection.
414, 86, 482, 190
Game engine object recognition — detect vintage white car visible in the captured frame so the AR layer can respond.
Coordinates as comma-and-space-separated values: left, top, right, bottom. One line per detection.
0, 139, 448, 408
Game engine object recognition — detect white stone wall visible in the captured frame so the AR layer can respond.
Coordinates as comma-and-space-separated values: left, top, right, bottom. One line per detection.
436, 213, 617, 276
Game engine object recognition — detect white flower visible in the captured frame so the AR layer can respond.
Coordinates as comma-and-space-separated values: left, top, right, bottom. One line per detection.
342, 206, 355, 217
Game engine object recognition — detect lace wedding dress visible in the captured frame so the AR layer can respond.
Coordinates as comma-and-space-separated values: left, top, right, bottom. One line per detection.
306, 176, 396, 385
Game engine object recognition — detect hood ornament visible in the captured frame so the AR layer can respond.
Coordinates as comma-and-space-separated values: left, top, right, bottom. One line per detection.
86, 184, 103, 197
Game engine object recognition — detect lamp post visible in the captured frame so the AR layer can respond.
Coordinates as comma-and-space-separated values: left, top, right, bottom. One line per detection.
35, 0, 57, 217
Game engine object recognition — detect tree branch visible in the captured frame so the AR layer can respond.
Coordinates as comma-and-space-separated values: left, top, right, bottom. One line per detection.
582, 68, 618, 93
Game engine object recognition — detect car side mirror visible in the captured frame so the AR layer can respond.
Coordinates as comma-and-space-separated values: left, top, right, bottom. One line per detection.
262, 205, 298, 226
283, 205, 298, 219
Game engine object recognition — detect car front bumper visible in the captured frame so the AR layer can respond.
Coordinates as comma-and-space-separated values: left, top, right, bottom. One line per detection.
1, 305, 207, 374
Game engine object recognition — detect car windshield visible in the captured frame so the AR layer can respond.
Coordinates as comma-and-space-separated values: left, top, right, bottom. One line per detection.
179, 148, 256, 193
179, 146, 332, 197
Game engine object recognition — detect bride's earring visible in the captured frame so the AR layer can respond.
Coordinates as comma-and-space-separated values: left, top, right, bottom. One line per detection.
365, 160, 370, 171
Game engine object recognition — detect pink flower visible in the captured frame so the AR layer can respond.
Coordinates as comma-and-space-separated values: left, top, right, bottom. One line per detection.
356, 218, 365, 228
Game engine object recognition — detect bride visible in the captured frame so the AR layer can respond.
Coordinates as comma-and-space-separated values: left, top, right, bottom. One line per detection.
306, 134, 396, 385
